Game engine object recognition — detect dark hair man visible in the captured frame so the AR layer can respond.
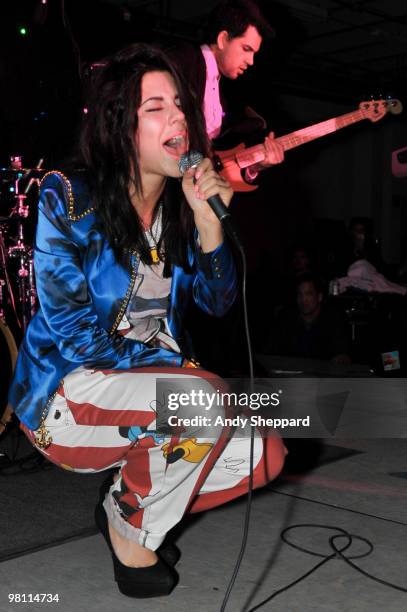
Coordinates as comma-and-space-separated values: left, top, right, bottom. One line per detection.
266, 273, 352, 364
168, 0, 284, 181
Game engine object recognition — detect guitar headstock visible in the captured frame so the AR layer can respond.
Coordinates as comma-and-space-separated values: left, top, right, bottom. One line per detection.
359, 98, 403, 122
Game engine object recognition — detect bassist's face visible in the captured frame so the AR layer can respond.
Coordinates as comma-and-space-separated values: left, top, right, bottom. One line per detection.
215, 25, 262, 80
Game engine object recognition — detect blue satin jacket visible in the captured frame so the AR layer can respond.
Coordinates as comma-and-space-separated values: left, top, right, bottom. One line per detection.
8, 171, 237, 430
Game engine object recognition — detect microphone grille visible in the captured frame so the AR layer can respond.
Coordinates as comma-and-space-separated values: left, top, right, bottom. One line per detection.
178, 150, 203, 175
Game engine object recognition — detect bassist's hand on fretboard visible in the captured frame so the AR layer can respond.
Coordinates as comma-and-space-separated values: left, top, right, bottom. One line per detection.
258, 131, 285, 168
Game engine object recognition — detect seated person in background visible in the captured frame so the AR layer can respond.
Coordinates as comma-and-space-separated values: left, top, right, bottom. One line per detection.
291, 244, 313, 276
274, 243, 321, 316
344, 217, 383, 273
264, 273, 351, 364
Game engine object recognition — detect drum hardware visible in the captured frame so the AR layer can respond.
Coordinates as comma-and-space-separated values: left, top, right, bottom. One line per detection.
27, 254, 37, 320
0, 317, 42, 472
0, 317, 17, 460
9, 155, 23, 170
0, 279, 6, 320
0, 228, 18, 326
0, 156, 44, 333
0, 316, 18, 438
7, 245, 35, 333
23, 159, 44, 196
9, 193, 29, 219
0, 157, 44, 466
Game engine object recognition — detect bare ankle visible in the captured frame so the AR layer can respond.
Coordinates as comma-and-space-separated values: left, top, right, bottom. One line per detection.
108, 521, 158, 568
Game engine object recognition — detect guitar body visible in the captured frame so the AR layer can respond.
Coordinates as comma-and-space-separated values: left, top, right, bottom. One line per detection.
216, 144, 258, 193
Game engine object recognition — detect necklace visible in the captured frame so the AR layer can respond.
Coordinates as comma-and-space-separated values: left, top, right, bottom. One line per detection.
144, 204, 162, 264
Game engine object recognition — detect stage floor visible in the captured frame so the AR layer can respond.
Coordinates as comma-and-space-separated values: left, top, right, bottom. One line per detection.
1, 438, 406, 612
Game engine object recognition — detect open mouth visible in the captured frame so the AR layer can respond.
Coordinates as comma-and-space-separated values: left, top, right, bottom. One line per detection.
163, 135, 188, 157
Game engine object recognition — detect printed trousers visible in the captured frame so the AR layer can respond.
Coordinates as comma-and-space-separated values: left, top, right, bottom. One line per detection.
22, 366, 287, 550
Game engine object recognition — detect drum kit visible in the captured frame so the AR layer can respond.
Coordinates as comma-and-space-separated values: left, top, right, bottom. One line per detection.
0, 155, 45, 412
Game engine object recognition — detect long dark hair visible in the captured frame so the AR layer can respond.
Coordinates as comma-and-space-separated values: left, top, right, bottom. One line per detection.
78, 43, 210, 270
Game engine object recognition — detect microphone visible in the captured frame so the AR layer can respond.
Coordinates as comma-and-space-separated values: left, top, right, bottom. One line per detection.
179, 151, 243, 250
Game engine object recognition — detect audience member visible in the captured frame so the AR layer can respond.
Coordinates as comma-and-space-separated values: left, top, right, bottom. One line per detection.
291, 244, 313, 276
274, 243, 321, 314
264, 273, 351, 364
344, 217, 383, 273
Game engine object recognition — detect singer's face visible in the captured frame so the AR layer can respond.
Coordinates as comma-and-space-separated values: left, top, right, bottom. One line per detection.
216, 25, 262, 79
136, 71, 188, 181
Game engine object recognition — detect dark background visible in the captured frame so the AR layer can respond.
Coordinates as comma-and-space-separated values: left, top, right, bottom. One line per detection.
1, 1, 407, 367
1, 0, 406, 270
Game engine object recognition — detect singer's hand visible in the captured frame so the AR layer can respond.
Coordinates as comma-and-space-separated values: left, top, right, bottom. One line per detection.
182, 157, 233, 217
182, 157, 233, 252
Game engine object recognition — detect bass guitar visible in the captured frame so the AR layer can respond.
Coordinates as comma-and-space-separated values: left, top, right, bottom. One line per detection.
215, 98, 402, 192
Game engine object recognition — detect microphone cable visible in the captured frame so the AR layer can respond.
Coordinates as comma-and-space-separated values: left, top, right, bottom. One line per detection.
220, 234, 256, 612
61, 0, 83, 81
177, 151, 260, 610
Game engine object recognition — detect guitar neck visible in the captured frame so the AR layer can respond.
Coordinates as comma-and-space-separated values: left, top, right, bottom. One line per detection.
235, 108, 365, 167
278, 109, 365, 151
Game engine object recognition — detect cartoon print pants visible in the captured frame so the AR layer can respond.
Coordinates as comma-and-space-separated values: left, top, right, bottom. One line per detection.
21, 366, 287, 551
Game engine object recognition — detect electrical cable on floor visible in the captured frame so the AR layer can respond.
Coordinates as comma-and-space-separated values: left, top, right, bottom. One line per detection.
246, 523, 407, 611
269, 488, 407, 528
216, 239, 407, 609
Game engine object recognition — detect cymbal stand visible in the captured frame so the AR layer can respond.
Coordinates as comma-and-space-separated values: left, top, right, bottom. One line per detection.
8, 177, 34, 333
0, 279, 5, 321
0, 228, 18, 325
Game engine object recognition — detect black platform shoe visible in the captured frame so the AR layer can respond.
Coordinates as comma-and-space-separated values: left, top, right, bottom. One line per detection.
98, 472, 181, 567
157, 541, 181, 566
94, 501, 178, 598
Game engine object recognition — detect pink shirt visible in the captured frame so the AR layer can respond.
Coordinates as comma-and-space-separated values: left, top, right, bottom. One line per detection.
200, 45, 259, 182
200, 45, 224, 139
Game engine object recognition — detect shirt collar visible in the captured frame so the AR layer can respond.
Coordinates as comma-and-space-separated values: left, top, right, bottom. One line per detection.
200, 44, 220, 82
